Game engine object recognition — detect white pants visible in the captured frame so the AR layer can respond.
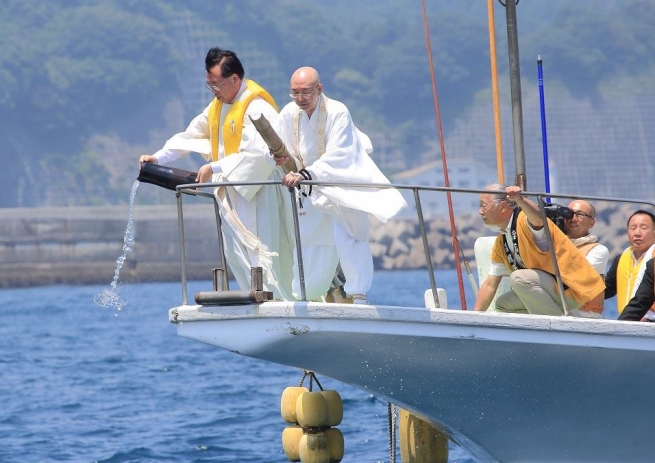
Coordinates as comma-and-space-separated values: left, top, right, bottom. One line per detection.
334, 221, 373, 297
292, 199, 373, 300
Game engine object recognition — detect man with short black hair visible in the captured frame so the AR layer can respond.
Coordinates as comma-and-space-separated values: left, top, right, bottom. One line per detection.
139, 48, 294, 300
604, 209, 655, 315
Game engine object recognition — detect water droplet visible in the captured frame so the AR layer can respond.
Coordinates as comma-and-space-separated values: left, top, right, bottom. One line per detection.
94, 180, 139, 312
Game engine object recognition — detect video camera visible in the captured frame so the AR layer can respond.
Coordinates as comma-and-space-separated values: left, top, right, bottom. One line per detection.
543, 203, 573, 234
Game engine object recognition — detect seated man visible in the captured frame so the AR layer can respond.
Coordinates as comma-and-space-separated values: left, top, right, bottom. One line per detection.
604, 210, 655, 315
618, 257, 655, 321
564, 200, 609, 318
473, 184, 605, 316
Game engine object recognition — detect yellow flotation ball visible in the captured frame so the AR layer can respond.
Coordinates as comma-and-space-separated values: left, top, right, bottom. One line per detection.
281, 425, 303, 462
324, 427, 344, 462
319, 390, 343, 427
296, 391, 328, 428
299, 431, 330, 463
281, 386, 309, 423
398, 407, 449, 463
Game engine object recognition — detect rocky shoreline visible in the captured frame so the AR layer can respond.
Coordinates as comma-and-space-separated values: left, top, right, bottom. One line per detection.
0, 202, 640, 288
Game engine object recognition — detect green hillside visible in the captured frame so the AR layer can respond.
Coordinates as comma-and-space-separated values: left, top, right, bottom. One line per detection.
2, 0, 654, 207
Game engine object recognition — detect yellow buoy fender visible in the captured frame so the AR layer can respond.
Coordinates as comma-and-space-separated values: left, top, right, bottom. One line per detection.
299, 431, 330, 463
398, 407, 449, 463
324, 427, 344, 462
319, 390, 343, 427
296, 391, 328, 428
281, 425, 303, 462
281, 386, 309, 423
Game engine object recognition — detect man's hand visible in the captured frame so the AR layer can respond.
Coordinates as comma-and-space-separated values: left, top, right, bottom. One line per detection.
139, 155, 158, 168
506, 185, 544, 229
196, 164, 213, 183
505, 185, 523, 201
282, 172, 304, 187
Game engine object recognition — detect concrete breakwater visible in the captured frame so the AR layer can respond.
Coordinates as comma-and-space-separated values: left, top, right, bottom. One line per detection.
0, 203, 638, 288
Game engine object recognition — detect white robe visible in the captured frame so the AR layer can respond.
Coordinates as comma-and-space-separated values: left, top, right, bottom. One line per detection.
277, 95, 407, 228
153, 83, 295, 300
275, 94, 407, 299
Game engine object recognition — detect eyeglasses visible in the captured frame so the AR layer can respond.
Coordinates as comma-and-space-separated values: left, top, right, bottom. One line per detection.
205, 77, 231, 92
289, 86, 317, 100
478, 201, 497, 211
571, 210, 594, 219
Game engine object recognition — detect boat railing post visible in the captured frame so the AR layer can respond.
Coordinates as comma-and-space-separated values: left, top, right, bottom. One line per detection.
288, 186, 307, 301
536, 195, 570, 315
251, 266, 263, 291
212, 192, 229, 290
413, 188, 440, 308
176, 190, 189, 306
212, 268, 225, 291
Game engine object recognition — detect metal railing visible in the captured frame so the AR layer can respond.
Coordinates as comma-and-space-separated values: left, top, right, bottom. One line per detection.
172, 179, 655, 312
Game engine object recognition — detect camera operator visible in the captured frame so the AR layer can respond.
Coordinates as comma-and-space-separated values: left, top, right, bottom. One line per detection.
474, 184, 605, 316
563, 200, 609, 318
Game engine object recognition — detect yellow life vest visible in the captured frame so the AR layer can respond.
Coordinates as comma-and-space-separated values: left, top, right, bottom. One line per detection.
207, 79, 277, 161
491, 212, 605, 305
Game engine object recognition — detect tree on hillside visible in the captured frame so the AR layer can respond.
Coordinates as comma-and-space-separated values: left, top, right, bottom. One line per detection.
0, 0, 182, 206
1, 0, 654, 206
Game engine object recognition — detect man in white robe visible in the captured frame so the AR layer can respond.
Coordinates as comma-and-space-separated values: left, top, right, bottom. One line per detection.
139, 48, 294, 300
275, 66, 407, 303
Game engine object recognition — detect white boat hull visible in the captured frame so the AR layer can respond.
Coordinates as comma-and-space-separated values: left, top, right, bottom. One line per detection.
170, 302, 655, 462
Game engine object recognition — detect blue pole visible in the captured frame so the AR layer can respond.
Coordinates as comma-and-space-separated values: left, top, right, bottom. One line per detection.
537, 55, 551, 203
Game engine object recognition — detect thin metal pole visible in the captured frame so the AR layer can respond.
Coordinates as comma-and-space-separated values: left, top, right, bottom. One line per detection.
536, 196, 570, 316
420, 0, 468, 309
487, 0, 505, 183
504, 0, 527, 189
456, 237, 479, 297
414, 189, 440, 308
289, 187, 306, 301
176, 191, 188, 305
537, 55, 551, 203
212, 195, 229, 290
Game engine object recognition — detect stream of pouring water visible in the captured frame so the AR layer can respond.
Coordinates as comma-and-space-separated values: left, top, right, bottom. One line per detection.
94, 180, 139, 311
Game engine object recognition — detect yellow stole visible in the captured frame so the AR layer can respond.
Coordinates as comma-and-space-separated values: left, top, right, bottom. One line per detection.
207, 79, 277, 161
491, 212, 605, 304
616, 247, 655, 314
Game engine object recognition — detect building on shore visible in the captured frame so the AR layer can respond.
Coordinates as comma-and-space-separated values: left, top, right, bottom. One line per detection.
390, 159, 497, 219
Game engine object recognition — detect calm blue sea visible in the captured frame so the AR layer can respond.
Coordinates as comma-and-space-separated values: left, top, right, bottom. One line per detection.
0, 269, 617, 463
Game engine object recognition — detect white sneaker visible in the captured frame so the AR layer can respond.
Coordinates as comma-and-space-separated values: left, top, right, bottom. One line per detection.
351, 294, 368, 305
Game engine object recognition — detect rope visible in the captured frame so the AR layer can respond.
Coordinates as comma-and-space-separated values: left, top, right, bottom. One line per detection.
387, 403, 397, 463
298, 370, 324, 391
420, 0, 468, 309
298, 370, 308, 387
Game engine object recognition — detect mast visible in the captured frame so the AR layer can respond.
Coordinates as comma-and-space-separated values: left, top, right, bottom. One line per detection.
503, 0, 527, 189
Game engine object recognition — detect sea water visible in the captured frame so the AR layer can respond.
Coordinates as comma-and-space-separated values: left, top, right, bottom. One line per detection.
1, 271, 485, 463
